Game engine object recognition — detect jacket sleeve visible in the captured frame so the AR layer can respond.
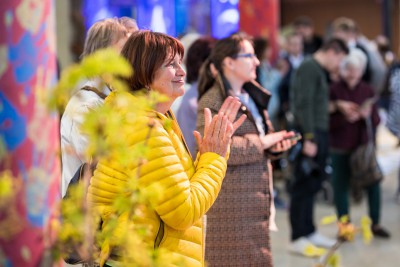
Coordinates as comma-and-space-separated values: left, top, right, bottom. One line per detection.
88, 117, 227, 231
329, 83, 349, 132
139, 120, 227, 230
290, 65, 318, 135
387, 68, 400, 137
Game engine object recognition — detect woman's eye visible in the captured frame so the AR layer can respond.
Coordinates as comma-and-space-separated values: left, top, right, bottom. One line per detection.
167, 62, 179, 68
165, 58, 182, 69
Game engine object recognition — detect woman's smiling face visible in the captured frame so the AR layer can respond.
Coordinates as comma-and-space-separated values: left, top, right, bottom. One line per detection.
150, 53, 186, 102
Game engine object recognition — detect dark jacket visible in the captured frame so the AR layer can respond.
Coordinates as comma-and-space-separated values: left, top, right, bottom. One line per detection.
290, 57, 329, 135
329, 80, 380, 151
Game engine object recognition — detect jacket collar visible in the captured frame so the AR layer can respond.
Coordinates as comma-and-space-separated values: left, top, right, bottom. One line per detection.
213, 73, 271, 108
214, 74, 272, 130
154, 110, 192, 159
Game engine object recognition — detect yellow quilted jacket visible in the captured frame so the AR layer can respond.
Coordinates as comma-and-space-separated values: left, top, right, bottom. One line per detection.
87, 92, 228, 267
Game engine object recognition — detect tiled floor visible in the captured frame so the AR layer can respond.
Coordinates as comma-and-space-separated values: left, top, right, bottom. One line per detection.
272, 125, 400, 267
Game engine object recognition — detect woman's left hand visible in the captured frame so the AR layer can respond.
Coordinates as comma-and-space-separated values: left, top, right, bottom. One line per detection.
269, 131, 297, 153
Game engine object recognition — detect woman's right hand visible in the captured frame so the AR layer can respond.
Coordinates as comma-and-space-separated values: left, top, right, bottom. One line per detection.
336, 100, 360, 122
260, 131, 287, 150
194, 97, 246, 157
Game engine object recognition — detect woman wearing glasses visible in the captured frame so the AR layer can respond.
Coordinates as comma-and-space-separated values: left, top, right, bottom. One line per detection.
197, 34, 296, 266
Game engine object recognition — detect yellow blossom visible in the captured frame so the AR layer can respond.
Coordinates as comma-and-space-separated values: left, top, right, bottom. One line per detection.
361, 216, 373, 244
327, 252, 340, 267
337, 221, 357, 242
320, 215, 337, 225
339, 215, 349, 224
304, 244, 326, 257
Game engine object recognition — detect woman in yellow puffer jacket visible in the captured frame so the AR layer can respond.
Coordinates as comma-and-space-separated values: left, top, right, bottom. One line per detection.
87, 31, 246, 267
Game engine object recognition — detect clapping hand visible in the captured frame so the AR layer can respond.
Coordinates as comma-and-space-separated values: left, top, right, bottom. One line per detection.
194, 97, 246, 157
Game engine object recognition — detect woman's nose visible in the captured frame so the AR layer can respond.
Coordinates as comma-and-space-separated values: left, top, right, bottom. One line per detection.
177, 64, 186, 77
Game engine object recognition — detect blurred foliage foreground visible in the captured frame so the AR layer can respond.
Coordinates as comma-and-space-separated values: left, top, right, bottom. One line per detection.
0, 49, 183, 267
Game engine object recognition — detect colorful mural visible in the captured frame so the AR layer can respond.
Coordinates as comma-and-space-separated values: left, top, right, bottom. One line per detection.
0, 0, 61, 266
239, 0, 280, 62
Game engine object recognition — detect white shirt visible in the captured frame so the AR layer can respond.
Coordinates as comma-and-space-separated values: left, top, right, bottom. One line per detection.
60, 80, 111, 197
288, 54, 304, 70
236, 90, 265, 136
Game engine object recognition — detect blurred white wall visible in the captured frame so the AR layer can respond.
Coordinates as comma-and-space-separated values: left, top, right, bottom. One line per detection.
55, 0, 74, 72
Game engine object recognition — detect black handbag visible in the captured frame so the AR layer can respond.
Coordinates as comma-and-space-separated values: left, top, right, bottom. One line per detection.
350, 117, 383, 188
62, 163, 94, 265
62, 86, 106, 265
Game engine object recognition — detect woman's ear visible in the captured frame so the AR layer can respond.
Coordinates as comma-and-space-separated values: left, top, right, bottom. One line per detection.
222, 57, 235, 71
210, 63, 218, 78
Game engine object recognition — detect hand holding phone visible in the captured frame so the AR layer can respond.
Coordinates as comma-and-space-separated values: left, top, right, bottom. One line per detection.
269, 131, 301, 153
360, 97, 377, 109
284, 132, 302, 142
359, 96, 377, 119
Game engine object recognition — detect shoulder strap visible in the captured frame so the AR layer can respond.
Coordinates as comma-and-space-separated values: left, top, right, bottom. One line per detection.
365, 116, 374, 142
81, 86, 107, 100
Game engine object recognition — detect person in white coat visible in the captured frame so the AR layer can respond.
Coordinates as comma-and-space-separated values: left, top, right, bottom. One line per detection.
60, 17, 137, 197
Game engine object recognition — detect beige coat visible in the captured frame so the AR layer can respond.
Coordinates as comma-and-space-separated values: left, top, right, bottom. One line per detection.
197, 78, 276, 267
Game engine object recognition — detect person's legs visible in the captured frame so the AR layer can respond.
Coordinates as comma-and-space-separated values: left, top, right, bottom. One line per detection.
331, 152, 351, 219
367, 182, 391, 238
289, 131, 335, 250
289, 165, 335, 251
289, 168, 315, 241
304, 131, 336, 247
290, 188, 316, 240
366, 182, 381, 225
289, 158, 321, 241
289, 172, 325, 255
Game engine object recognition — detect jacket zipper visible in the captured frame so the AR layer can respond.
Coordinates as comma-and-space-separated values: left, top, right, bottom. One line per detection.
154, 220, 164, 249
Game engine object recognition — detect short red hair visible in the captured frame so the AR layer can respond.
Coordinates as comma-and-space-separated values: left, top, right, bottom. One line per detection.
121, 31, 184, 92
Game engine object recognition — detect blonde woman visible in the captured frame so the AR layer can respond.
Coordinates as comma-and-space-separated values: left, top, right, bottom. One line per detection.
60, 17, 137, 197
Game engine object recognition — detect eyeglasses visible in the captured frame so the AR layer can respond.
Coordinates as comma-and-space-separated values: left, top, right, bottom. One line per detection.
233, 53, 257, 59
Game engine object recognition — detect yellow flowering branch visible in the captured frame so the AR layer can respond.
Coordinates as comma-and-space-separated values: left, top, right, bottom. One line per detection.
315, 215, 373, 267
